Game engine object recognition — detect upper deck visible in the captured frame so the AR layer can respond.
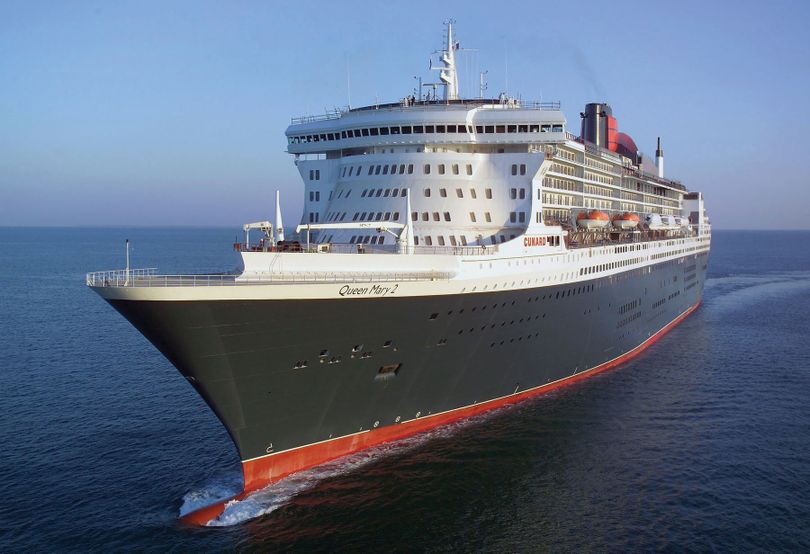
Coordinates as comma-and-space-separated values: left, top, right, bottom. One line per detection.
286, 98, 568, 155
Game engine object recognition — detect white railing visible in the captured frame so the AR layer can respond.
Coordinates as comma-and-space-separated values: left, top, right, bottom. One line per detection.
86, 268, 453, 288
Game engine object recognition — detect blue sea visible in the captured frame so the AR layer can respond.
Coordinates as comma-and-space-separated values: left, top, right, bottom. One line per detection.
1, 228, 808, 552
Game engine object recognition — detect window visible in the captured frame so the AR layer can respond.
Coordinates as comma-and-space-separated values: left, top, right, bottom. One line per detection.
456, 189, 463, 198
412, 211, 418, 221
511, 164, 517, 176
375, 189, 382, 197
370, 127, 379, 136
422, 212, 429, 221
380, 127, 389, 135
438, 236, 446, 246
476, 125, 484, 133
393, 212, 400, 221
529, 124, 539, 132
424, 188, 431, 197
424, 164, 431, 174
452, 164, 459, 175
425, 125, 434, 133
438, 164, 446, 175
460, 235, 468, 246
447, 125, 456, 133
433, 212, 440, 221
375, 165, 381, 175
518, 124, 528, 132
507, 124, 517, 133
466, 164, 473, 175
401, 126, 411, 134
384, 189, 390, 197
485, 125, 494, 133
413, 125, 424, 133
510, 188, 517, 199
449, 236, 457, 246
425, 236, 433, 246
470, 188, 477, 199
520, 164, 526, 176
383, 165, 389, 175
375, 212, 382, 221
485, 212, 492, 222
510, 212, 517, 223
390, 126, 400, 135
407, 164, 413, 174
360, 212, 367, 220
362, 129, 370, 136
378, 236, 385, 244
440, 188, 447, 198
399, 164, 405, 174
315, 191, 320, 201
485, 188, 493, 199
519, 189, 526, 199
436, 125, 445, 133
518, 212, 526, 223
391, 189, 398, 197
384, 212, 391, 220
470, 212, 477, 222
443, 212, 451, 221
496, 125, 505, 133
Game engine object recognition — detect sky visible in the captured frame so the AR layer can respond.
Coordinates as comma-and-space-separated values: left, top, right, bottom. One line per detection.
1, 0, 809, 229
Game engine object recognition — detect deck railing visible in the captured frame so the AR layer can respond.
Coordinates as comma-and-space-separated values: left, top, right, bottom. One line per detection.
86, 268, 454, 288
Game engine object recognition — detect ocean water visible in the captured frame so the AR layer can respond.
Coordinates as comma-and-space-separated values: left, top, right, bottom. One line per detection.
1, 228, 808, 552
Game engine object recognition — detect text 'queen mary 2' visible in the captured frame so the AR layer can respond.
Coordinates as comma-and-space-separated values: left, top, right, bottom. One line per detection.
87, 22, 711, 525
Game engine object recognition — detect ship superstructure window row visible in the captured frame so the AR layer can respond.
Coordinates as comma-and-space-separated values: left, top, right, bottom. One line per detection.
288, 123, 564, 145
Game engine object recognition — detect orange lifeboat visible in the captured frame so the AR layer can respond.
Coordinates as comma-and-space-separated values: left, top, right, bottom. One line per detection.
612, 212, 640, 230
576, 210, 610, 229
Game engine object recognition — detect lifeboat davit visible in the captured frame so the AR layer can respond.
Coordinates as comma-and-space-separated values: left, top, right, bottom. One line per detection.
576, 210, 610, 230
612, 212, 640, 230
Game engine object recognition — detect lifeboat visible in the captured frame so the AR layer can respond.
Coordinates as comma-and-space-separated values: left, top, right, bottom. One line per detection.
611, 212, 640, 230
576, 210, 610, 230
644, 213, 665, 230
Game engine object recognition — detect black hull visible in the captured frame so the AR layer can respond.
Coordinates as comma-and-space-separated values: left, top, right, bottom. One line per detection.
107, 251, 708, 463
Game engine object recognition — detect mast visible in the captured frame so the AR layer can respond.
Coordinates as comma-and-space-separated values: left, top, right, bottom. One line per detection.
439, 20, 459, 101
655, 137, 664, 178
275, 190, 285, 242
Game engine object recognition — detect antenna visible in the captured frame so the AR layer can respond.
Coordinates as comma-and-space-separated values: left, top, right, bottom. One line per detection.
125, 239, 130, 285
504, 43, 509, 96
345, 54, 352, 108
479, 70, 488, 99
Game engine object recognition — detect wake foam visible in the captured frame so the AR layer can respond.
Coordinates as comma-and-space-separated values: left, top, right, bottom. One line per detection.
179, 474, 243, 518
705, 271, 810, 314
184, 406, 506, 527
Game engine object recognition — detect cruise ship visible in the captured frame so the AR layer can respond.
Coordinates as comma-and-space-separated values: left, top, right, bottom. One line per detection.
87, 22, 711, 525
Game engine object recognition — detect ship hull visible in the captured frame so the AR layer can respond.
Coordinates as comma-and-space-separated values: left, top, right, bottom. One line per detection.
101, 251, 708, 523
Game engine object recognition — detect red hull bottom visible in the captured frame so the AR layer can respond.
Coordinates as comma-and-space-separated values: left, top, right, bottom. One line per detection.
180, 302, 701, 525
